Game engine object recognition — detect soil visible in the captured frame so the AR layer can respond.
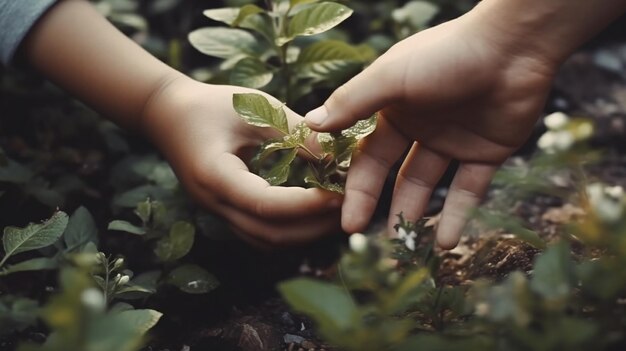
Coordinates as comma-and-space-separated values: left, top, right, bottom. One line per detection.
3, 18, 626, 351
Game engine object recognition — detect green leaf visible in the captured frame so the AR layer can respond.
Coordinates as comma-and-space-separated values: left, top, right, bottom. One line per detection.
0, 257, 58, 276
239, 13, 275, 45
279, 2, 353, 46
341, 115, 377, 139
262, 149, 298, 186
304, 176, 344, 194
154, 221, 195, 262
188, 27, 261, 59
251, 138, 294, 170
392, 1, 439, 30
290, 0, 320, 7
113, 309, 162, 335
296, 40, 363, 80
0, 296, 39, 336
0, 159, 33, 183
279, 278, 356, 334
167, 264, 220, 294
233, 93, 289, 134
64, 206, 99, 252
530, 242, 575, 303
108, 220, 146, 235
232, 4, 264, 26
203, 7, 240, 25
384, 268, 429, 313
285, 122, 313, 146
1, 211, 68, 264
116, 270, 160, 298
230, 57, 274, 89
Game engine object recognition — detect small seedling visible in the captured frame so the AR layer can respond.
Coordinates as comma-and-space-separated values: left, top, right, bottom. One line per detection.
233, 92, 376, 193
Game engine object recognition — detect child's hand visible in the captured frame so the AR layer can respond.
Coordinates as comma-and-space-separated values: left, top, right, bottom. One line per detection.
305, 11, 557, 249
140, 77, 342, 246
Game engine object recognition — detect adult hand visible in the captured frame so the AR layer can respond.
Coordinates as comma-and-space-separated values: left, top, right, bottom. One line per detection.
141, 77, 342, 246
305, 11, 557, 248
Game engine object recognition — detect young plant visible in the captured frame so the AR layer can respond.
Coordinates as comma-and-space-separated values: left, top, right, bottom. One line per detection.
232, 92, 376, 192
189, 0, 369, 104
108, 200, 219, 295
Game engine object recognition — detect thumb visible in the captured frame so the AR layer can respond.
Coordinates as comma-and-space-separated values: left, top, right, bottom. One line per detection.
305, 59, 398, 132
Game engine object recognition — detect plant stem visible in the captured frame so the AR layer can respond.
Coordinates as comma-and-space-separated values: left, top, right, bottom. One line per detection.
0, 255, 9, 269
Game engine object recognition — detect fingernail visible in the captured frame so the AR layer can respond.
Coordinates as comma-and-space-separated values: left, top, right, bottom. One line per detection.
306, 106, 328, 126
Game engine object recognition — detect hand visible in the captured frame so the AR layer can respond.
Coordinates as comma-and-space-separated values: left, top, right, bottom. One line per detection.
304, 13, 557, 248
140, 76, 342, 246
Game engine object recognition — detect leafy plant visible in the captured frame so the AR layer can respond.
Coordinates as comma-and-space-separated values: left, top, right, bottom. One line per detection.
233, 92, 376, 192
189, 0, 369, 104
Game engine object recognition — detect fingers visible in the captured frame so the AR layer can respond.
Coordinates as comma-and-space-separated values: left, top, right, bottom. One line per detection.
342, 118, 410, 233
202, 152, 342, 219
224, 207, 342, 247
436, 163, 497, 249
305, 59, 399, 132
388, 144, 450, 236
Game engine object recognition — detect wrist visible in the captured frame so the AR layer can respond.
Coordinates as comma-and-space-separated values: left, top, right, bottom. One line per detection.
466, 0, 626, 72
137, 71, 194, 137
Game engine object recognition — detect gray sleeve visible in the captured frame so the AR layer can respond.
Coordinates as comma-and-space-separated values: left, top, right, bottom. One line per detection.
0, 0, 59, 66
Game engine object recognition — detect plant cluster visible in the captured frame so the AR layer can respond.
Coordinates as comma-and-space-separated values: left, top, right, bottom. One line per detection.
278, 112, 626, 350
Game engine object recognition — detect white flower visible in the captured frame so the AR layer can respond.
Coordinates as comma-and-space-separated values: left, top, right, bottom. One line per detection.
544, 112, 569, 130
349, 233, 368, 253
397, 227, 408, 239
537, 131, 556, 150
81, 288, 105, 311
553, 130, 574, 151
405, 236, 416, 251
537, 130, 574, 153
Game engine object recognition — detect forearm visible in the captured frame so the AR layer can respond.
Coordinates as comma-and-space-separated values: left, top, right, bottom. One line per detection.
20, 0, 183, 130
469, 0, 626, 68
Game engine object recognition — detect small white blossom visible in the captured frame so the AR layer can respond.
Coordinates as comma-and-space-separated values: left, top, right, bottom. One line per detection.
118, 275, 130, 285
113, 258, 124, 269
537, 131, 557, 151
349, 233, 368, 253
537, 130, 574, 153
543, 112, 569, 130
397, 227, 408, 239
405, 235, 416, 251
553, 130, 574, 150
81, 288, 106, 311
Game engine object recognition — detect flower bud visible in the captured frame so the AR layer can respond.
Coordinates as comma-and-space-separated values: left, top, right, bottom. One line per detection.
349, 233, 368, 253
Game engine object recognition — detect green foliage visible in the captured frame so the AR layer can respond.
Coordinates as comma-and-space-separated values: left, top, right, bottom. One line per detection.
232, 92, 376, 192
0, 296, 39, 336
0, 211, 68, 268
190, 0, 368, 104
166, 264, 220, 294
17, 266, 161, 351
